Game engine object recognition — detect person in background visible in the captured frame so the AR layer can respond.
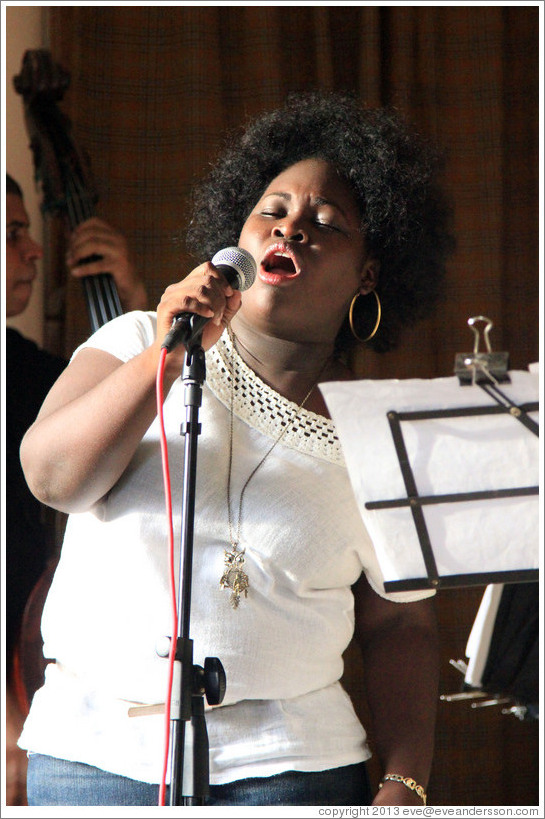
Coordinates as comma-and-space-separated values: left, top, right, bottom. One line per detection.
18, 92, 455, 806
5, 172, 147, 805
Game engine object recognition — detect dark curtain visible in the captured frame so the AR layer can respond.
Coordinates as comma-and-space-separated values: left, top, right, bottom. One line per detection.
43, 5, 539, 806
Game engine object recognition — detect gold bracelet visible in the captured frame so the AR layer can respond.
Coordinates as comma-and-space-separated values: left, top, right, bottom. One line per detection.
378, 774, 427, 805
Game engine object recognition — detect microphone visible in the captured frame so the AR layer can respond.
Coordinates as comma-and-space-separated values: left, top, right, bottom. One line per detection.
161, 247, 256, 352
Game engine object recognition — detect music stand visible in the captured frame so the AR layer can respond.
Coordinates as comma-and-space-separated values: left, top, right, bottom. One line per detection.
320, 321, 539, 593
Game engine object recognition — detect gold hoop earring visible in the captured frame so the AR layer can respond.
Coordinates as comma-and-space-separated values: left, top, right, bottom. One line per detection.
349, 290, 382, 343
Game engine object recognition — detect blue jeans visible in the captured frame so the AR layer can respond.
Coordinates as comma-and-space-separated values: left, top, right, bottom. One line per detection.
27, 753, 371, 806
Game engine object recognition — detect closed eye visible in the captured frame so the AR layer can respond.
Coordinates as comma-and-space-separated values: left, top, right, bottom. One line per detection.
314, 219, 341, 232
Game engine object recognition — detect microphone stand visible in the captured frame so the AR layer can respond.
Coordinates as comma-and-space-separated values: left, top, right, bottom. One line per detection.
166, 332, 226, 806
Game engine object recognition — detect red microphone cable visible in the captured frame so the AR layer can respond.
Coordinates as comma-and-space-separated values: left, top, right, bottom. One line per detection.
156, 347, 178, 806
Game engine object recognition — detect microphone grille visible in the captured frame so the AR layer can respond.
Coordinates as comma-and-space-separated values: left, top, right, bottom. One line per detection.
211, 247, 256, 291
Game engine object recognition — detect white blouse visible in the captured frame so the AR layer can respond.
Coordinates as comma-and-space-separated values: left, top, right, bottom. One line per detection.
19, 312, 433, 785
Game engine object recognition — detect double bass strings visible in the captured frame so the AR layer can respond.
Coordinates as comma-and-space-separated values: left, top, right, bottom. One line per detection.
66, 174, 123, 330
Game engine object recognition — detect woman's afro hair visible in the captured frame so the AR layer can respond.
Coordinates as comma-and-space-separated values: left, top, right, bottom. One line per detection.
186, 90, 456, 353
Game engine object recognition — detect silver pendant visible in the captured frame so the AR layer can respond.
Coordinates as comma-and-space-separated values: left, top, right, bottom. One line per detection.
220, 546, 249, 608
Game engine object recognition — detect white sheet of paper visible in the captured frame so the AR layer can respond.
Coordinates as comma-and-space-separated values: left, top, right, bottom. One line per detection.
464, 584, 504, 687
320, 370, 539, 588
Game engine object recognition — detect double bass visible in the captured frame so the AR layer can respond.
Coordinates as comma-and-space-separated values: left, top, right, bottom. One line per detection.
12, 49, 125, 711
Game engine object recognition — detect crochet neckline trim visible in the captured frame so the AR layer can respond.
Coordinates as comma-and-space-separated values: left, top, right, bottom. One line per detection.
206, 330, 344, 465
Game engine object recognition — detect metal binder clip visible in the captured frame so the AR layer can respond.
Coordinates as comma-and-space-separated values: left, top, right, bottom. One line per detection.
454, 316, 510, 385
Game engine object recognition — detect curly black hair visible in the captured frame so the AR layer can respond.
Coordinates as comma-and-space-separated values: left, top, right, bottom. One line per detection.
186, 91, 456, 354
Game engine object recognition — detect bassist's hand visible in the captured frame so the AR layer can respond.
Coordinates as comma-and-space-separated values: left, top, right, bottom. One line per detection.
66, 217, 147, 312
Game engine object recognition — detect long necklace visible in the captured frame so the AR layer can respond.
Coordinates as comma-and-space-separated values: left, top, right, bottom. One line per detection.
220, 331, 331, 608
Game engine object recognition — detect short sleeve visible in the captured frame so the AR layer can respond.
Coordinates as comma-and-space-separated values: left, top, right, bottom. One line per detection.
359, 521, 436, 604
70, 311, 157, 363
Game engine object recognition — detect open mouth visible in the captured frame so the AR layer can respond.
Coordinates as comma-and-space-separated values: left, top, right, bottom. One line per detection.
261, 244, 300, 277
